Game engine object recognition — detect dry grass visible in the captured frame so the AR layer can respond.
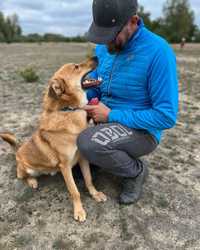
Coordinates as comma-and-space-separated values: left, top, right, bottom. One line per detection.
0, 42, 200, 250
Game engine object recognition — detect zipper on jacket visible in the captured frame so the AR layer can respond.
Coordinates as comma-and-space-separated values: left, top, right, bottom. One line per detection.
107, 54, 119, 97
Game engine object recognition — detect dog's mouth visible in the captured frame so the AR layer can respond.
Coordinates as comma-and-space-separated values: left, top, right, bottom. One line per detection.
80, 57, 100, 89
81, 70, 93, 88
81, 70, 102, 89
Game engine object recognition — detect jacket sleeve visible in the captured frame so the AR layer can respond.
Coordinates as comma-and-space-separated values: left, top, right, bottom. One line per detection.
86, 46, 101, 101
108, 46, 179, 131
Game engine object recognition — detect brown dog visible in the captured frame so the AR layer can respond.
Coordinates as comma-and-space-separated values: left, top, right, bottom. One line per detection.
0, 57, 107, 222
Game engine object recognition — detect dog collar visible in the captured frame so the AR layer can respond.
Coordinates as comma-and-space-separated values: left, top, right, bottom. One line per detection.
61, 107, 83, 112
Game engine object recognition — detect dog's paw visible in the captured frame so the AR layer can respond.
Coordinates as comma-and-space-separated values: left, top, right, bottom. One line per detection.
74, 208, 87, 222
27, 178, 38, 189
93, 191, 107, 203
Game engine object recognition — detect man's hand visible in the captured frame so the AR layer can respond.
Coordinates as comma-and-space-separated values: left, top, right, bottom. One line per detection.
84, 102, 111, 123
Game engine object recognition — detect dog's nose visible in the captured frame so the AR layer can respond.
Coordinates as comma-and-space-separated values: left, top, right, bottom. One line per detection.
92, 56, 98, 66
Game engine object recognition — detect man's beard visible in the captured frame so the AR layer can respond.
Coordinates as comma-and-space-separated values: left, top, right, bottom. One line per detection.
107, 31, 130, 54
107, 42, 123, 54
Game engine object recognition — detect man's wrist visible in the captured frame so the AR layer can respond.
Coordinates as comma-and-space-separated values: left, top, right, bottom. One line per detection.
106, 110, 111, 122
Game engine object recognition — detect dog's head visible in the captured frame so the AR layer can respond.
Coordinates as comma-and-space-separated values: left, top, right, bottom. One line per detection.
48, 57, 98, 108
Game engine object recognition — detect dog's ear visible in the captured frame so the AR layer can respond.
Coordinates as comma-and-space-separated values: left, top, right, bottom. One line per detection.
48, 79, 65, 100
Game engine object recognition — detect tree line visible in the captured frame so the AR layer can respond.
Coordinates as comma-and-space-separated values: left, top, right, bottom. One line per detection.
0, 12, 86, 43
0, 12, 22, 43
0, 0, 200, 44
138, 0, 200, 43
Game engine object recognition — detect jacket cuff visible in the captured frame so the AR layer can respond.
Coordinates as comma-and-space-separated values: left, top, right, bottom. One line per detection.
108, 110, 120, 122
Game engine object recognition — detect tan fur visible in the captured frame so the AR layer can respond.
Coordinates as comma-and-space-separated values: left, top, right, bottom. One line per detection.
0, 58, 107, 222
0, 132, 21, 149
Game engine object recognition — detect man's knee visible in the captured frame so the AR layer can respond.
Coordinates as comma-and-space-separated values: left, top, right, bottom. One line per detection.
77, 128, 98, 158
77, 129, 89, 155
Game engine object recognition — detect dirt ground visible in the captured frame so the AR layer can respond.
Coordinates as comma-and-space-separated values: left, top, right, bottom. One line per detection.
0, 43, 200, 250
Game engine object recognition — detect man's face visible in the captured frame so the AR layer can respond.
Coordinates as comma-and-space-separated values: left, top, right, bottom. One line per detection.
107, 16, 138, 54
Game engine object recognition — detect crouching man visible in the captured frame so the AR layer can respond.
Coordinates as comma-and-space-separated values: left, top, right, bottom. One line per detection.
77, 0, 178, 204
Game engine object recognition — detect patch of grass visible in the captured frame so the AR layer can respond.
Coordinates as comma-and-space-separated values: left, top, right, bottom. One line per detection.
125, 245, 138, 250
0, 243, 10, 250
13, 234, 33, 248
52, 238, 76, 250
37, 218, 46, 229
0, 222, 11, 237
196, 115, 200, 121
15, 213, 29, 228
19, 67, 39, 83
14, 187, 34, 203
156, 194, 169, 208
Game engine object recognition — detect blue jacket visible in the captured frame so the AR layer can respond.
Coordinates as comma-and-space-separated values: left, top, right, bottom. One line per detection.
87, 20, 179, 143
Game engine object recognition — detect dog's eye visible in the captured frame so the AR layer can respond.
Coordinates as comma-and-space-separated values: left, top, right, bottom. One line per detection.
75, 64, 79, 70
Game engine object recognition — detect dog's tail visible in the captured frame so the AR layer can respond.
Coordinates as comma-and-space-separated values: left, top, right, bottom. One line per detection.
0, 132, 21, 151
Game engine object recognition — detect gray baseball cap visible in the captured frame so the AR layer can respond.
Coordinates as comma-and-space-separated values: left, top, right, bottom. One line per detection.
87, 0, 138, 44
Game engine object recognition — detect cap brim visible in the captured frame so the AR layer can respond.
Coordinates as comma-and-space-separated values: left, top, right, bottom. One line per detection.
86, 21, 123, 44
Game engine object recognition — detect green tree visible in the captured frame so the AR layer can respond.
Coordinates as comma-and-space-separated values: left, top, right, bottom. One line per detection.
163, 0, 196, 42
7, 14, 22, 42
0, 11, 6, 42
0, 13, 21, 43
137, 6, 168, 39
137, 6, 152, 29
26, 33, 43, 43
193, 26, 200, 42
4, 17, 13, 43
10, 14, 22, 37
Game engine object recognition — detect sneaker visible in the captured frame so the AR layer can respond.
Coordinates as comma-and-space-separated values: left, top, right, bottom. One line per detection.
119, 161, 149, 205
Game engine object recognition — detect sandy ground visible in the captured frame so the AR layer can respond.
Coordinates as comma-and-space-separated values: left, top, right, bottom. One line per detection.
0, 43, 200, 250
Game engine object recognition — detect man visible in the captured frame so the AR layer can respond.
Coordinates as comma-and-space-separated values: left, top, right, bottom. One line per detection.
181, 37, 186, 49
77, 0, 178, 205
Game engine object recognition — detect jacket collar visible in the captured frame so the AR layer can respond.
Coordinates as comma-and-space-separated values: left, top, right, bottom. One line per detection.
122, 18, 144, 51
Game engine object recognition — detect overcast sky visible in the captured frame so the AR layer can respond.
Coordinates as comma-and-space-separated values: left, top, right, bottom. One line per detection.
0, 0, 199, 36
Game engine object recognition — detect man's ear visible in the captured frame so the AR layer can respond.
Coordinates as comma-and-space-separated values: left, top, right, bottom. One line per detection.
130, 15, 139, 25
48, 78, 65, 100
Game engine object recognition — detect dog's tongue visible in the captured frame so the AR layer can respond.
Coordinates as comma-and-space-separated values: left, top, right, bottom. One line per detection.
88, 98, 99, 105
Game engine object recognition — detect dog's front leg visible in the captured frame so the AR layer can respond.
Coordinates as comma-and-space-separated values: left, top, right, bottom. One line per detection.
79, 156, 107, 202
59, 163, 86, 222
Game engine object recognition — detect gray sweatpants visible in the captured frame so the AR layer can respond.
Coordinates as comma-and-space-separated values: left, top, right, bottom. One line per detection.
77, 123, 158, 178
